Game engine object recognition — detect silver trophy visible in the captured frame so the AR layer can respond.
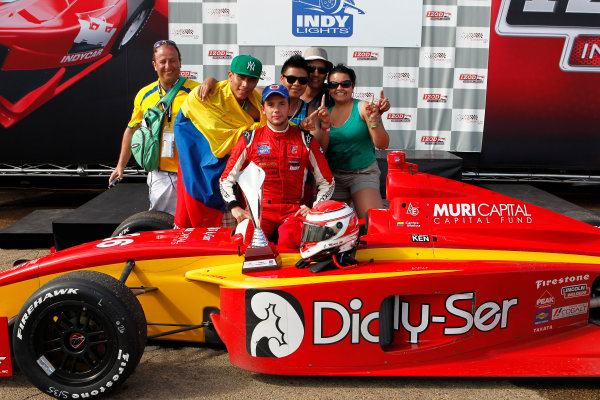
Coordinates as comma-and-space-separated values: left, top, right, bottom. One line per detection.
238, 162, 281, 272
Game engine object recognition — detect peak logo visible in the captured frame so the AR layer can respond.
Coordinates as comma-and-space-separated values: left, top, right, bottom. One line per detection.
353, 51, 378, 60
292, 0, 365, 38
426, 10, 452, 20
246, 290, 305, 358
496, 0, 600, 72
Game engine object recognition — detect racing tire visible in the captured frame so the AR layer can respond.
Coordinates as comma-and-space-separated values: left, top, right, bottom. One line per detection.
112, 0, 156, 53
12, 271, 147, 399
319, 0, 345, 14
111, 210, 174, 237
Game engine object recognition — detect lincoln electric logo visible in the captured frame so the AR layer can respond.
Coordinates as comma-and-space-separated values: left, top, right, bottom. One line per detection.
292, 0, 365, 38
496, 0, 600, 72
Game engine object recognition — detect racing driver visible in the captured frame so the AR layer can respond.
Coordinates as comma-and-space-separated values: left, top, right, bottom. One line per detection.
220, 84, 334, 247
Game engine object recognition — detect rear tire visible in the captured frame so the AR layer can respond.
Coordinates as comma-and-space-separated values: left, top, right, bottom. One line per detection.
111, 210, 174, 237
12, 271, 146, 399
112, 0, 155, 53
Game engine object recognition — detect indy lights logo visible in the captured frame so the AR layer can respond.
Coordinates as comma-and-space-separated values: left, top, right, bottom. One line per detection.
292, 0, 365, 38
496, 0, 600, 72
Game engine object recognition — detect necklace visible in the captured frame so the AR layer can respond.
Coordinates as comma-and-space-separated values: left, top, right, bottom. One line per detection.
241, 98, 249, 111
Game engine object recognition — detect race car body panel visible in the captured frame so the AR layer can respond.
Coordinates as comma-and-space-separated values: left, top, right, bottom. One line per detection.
0, 0, 155, 127
1, 152, 600, 382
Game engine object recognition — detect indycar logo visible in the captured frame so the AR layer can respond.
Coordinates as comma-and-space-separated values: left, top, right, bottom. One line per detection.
496, 0, 600, 72
292, 0, 365, 38
208, 50, 234, 60
353, 51, 379, 61
246, 290, 305, 357
395, 292, 519, 344
426, 10, 452, 20
387, 113, 412, 122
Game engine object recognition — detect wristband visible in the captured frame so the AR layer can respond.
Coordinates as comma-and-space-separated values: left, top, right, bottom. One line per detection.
320, 126, 330, 133
368, 120, 381, 129
226, 200, 241, 212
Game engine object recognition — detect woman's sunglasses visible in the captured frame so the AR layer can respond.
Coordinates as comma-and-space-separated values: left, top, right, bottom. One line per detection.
307, 65, 329, 75
283, 75, 309, 85
327, 80, 353, 89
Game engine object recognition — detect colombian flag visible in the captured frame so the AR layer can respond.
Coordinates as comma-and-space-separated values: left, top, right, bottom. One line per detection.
174, 80, 265, 228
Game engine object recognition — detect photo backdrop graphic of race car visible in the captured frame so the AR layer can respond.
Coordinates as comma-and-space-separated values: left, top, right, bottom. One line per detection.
0, 0, 156, 128
0, 0, 599, 173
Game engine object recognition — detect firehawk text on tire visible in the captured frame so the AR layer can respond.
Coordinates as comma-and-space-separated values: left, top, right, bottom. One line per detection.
12, 271, 146, 399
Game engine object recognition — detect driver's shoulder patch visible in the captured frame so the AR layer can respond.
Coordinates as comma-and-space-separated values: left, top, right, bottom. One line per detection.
243, 130, 256, 147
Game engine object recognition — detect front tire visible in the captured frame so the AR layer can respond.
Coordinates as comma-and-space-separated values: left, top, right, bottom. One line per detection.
12, 271, 146, 399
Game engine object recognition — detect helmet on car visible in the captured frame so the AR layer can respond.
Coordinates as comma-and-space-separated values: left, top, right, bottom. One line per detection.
299, 200, 359, 261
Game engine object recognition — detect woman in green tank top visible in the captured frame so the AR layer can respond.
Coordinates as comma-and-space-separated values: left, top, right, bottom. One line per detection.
312, 64, 391, 220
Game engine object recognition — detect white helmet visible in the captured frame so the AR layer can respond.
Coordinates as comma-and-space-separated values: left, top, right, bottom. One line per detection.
299, 200, 359, 262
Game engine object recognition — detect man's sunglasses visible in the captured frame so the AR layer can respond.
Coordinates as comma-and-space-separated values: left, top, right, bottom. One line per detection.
154, 39, 177, 49
307, 65, 329, 75
327, 80, 353, 89
283, 75, 309, 85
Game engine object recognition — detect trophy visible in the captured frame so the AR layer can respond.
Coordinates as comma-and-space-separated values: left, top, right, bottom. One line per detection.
237, 162, 281, 273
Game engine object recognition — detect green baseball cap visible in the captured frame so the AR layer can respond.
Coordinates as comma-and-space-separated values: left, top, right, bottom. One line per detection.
230, 55, 263, 79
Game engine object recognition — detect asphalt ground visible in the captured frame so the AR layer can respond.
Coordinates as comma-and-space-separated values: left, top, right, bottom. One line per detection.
1, 183, 600, 399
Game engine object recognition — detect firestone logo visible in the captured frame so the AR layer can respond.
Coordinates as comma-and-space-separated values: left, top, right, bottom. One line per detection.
292, 0, 365, 38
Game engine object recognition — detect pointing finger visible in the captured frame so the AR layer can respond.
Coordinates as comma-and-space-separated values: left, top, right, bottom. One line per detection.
321, 94, 326, 108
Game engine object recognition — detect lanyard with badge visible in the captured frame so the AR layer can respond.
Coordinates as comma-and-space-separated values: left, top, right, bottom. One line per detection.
158, 83, 175, 158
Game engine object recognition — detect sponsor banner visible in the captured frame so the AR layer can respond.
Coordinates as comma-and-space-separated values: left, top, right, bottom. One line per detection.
456, 26, 491, 48
419, 47, 456, 69
383, 67, 419, 88
180, 65, 203, 82
353, 86, 383, 103
169, 23, 203, 44
496, 0, 600, 72
551, 302, 589, 320
418, 88, 453, 109
383, 108, 418, 131
274, 46, 305, 65
237, 0, 422, 47
453, 68, 487, 88
202, 2, 238, 24
416, 131, 451, 151
203, 45, 239, 65
347, 47, 384, 67
451, 109, 485, 132
423, 5, 458, 27
258, 65, 276, 87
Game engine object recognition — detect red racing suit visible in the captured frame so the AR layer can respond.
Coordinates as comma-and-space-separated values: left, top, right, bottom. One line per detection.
220, 123, 334, 239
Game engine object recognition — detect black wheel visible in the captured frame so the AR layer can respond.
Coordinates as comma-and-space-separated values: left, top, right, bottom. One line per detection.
112, 0, 155, 53
12, 271, 146, 399
111, 210, 174, 237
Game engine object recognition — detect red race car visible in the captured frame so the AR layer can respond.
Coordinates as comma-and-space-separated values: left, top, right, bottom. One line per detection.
0, 0, 155, 128
1, 151, 600, 399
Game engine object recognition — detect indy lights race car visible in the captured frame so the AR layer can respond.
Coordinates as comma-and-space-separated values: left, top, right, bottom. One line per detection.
0, 0, 155, 128
2, 151, 600, 399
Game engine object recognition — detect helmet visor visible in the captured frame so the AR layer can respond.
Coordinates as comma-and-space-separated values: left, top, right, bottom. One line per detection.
300, 222, 338, 244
